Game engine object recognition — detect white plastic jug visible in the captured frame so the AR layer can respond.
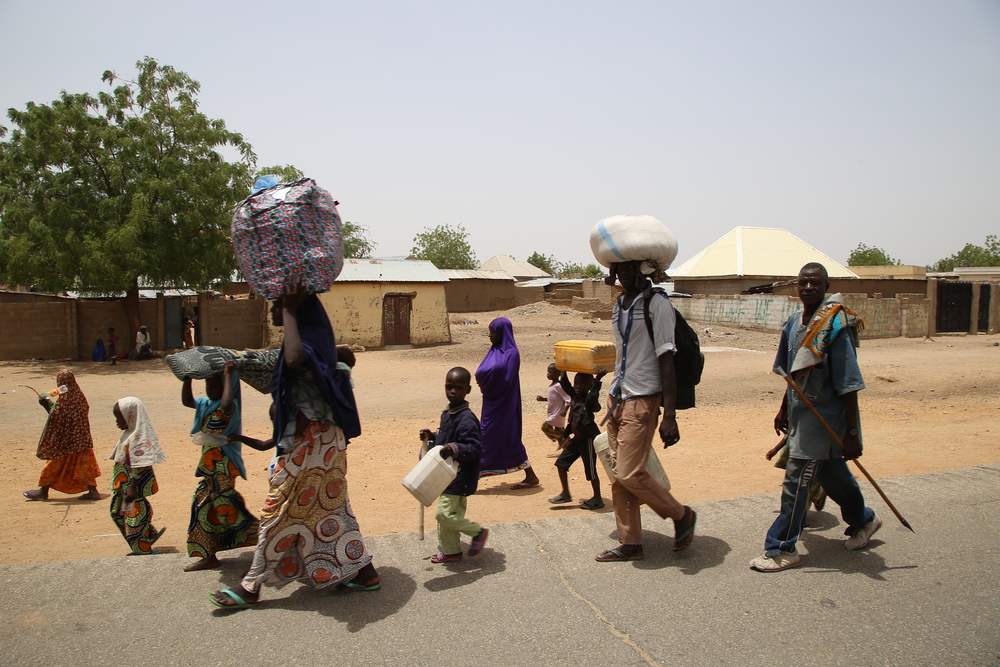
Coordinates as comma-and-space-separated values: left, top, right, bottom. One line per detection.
402, 445, 459, 507
592, 432, 670, 491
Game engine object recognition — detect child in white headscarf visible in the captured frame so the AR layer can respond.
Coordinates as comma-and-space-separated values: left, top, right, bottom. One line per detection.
110, 397, 168, 555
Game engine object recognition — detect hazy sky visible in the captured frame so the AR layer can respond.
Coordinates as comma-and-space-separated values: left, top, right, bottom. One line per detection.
1, 1, 998, 269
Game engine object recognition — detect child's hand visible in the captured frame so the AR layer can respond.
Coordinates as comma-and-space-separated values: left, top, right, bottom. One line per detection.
765, 437, 787, 461
536, 395, 546, 402
439, 443, 459, 459
419, 429, 434, 442
282, 281, 308, 312
223, 359, 239, 375
37, 396, 49, 408
596, 369, 608, 381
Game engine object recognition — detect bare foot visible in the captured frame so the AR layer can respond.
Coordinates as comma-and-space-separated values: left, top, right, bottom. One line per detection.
79, 490, 102, 500
184, 555, 220, 572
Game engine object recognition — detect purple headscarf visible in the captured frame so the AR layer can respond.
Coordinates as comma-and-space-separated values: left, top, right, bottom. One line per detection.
475, 317, 530, 474
271, 294, 361, 444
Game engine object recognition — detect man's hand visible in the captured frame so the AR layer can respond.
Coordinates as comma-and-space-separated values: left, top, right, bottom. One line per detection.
773, 404, 788, 436
659, 414, 680, 448
841, 432, 862, 460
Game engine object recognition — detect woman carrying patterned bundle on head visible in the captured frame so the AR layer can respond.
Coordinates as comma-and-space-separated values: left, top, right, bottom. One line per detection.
475, 317, 539, 489
109, 397, 167, 555
209, 283, 378, 609
181, 360, 259, 571
23, 369, 102, 502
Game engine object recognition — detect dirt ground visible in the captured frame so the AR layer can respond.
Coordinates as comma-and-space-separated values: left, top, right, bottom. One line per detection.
2, 302, 998, 566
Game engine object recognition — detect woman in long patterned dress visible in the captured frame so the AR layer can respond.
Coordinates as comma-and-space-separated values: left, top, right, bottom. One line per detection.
209, 284, 379, 608
109, 397, 167, 555
23, 369, 102, 501
182, 360, 258, 571
475, 317, 539, 489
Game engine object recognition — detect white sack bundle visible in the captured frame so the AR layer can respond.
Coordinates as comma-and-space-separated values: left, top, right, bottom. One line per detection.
590, 214, 678, 271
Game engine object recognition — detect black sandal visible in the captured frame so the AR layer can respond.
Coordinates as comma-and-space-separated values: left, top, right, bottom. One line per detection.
673, 506, 696, 552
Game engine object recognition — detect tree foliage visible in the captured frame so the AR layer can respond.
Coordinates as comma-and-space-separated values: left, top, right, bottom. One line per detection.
0, 57, 254, 332
581, 263, 605, 279
343, 221, 377, 259
930, 235, 1000, 272
847, 243, 900, 266
410, 224, 477, 269
525, 251, 557, 275
256, 164, 304, 183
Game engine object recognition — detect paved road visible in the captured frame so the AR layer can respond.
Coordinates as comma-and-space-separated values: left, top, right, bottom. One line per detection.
3, 464, 998, 667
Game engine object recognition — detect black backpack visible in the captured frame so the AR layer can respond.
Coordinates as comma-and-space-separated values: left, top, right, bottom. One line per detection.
642, 290, 704, 410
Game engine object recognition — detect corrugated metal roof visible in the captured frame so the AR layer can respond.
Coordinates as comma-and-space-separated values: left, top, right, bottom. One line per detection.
478, 255, 551, 278
440, 269, 515, 281
670, 227, 857, 279
336, 258, 449, 283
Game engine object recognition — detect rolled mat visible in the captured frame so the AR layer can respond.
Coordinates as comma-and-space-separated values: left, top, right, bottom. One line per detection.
164, 346, 281, 394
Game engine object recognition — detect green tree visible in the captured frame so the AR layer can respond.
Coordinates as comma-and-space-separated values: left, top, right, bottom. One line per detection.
410, 224, 477, 269
343, 221, 376, 258
256, 164, 304, 182
0, 57, 254, 336
525, 251, 557, 275
930, 235, 1000, 272
847, 243, 900, 266
581, 263, 604, 279
558, 261, 585, 278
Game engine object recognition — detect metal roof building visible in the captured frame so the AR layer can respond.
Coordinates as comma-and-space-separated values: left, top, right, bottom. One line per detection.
478, 255, 551, 280
336, 258, 449, 283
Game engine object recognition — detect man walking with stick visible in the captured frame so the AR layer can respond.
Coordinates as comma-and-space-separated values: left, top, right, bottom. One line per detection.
750, 262, 882, 572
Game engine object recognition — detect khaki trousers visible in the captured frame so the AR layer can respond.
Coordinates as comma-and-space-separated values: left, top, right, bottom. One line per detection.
607, 396, 684, 545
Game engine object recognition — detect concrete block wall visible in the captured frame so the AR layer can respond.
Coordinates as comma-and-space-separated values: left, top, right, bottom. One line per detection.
671, 292, 930, 339
76, 300, 159, 359
198, 296, 267, 350
0, 302, 77, 360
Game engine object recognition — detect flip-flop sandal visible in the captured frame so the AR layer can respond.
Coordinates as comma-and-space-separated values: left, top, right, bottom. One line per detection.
468, 528, 489, 556
595, 547, 644, 562
150, 526, 167, 546
334, 580, 381, 592
580, 498, 605, 510
126, 550, 163, 556
673, 507, 697, 552
430, 552, 463, 563
207, 588, 255, 609
548, 495, 572, 504
23, 490, 47, 501
510, 482, 539, 490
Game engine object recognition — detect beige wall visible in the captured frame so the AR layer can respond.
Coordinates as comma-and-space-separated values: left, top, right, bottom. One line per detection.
0, 296, 265, 361
318, 282, 451, 348
444, 279, 516, 312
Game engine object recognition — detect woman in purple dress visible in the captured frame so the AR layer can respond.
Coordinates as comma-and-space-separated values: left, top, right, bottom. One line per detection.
475, 317, 539, 489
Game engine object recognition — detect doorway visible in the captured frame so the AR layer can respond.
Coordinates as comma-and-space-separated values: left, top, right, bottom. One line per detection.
382, 294, 413, 346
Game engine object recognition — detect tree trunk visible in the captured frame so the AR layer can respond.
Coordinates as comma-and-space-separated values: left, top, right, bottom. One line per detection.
122, 276, 142, 353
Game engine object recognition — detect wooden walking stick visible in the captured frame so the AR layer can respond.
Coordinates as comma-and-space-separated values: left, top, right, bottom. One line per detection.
776, 368, 914, 532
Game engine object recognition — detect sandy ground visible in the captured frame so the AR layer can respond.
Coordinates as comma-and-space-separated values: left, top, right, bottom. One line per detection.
2, 302, 999, 566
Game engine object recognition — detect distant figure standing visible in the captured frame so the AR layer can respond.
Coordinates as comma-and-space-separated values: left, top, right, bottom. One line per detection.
135, 326, 152, 360
475, 317, 539, 489
23, 369, 102, 501
183, 318, 196, 349
107, 327, 119, 365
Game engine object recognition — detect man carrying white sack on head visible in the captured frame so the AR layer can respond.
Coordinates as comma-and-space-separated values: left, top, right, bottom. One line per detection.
590, 214, 696, 562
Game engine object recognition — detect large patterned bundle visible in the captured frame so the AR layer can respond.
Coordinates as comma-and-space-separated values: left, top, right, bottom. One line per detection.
231, 178, 344, 300
164, 346, 281, 394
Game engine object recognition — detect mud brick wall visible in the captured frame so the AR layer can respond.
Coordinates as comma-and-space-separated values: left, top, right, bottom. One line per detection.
514, 286, 545, 306
197, 297, 266, 350
0, 301, 77, 360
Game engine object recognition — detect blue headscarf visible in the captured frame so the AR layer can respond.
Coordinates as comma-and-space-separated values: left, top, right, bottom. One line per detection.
92, 339, 107, 362
190, 369, 246, 478
271, 294, 361, 444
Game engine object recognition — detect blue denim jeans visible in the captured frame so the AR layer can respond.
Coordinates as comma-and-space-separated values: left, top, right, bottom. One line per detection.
764, 457, 874, 555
